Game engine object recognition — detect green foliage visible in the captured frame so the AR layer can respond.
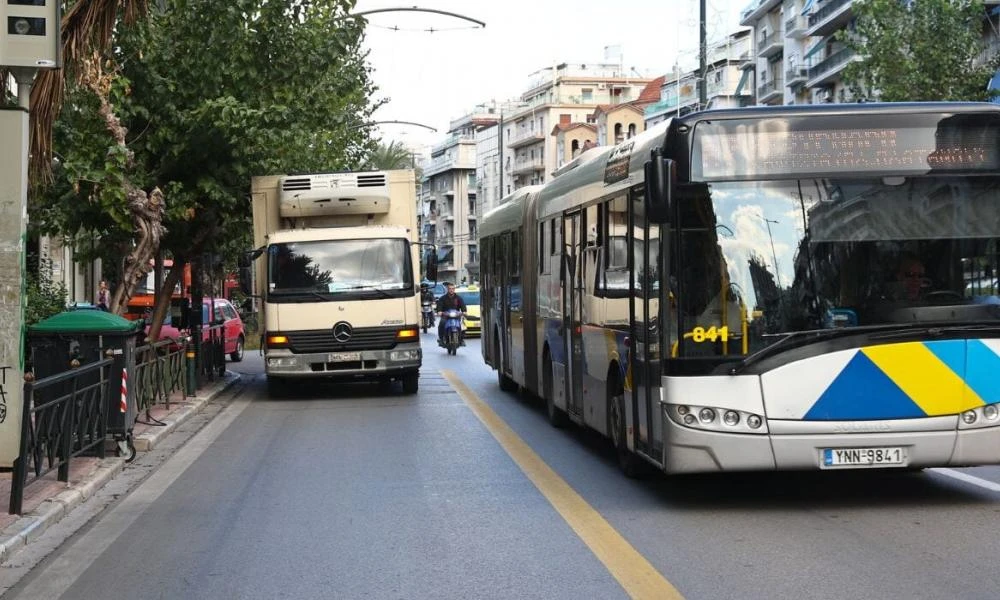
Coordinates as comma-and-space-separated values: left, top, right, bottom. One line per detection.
33, 0, 381, 274
366, 140, 416, 170
25, 260, 68, 326
841, 0, 1000, 101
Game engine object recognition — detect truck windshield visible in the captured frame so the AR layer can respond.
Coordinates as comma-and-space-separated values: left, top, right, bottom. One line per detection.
267, 238, 413, 297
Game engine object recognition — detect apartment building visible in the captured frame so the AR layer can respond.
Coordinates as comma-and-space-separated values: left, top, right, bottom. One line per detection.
741, 0, 1000, 106
645, 29, 754, 126
421, 110, 498, 285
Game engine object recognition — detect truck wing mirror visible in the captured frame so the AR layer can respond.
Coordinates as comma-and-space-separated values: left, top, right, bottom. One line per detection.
425, 252, 438, 283
645, 149, 675, 224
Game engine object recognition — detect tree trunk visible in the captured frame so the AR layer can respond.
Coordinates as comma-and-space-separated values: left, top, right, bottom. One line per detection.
145, 256, 185, 344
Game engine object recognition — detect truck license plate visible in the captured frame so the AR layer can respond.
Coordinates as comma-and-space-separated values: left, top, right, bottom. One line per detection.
822, 447, 906, 468
328, 352, 360, 362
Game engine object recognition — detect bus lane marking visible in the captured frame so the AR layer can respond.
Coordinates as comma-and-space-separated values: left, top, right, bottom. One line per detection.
441, 370, 684, 600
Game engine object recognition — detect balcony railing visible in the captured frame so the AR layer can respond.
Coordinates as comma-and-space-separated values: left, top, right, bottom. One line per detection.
757, 31, 782, 57
808, 47, 855, 82
757, 78, 784, 101
512, 157, 545, 175
785, 66, 808, 85
509, 129, 545, 149
785, 15, 807, 37
807, 0, 852, 35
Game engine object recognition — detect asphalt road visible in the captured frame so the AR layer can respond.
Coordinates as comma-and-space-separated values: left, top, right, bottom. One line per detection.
5, 331, 1000, 599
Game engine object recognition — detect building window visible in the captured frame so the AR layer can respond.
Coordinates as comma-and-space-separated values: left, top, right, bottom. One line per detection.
586, 114, 596, 124
582, 88, 593, 102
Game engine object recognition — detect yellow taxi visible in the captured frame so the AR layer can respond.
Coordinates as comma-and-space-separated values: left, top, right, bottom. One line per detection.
455, 284, 481, 337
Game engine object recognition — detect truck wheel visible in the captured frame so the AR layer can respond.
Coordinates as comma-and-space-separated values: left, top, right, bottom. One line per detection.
267, 377, 288, 398
402, 372, 419, 394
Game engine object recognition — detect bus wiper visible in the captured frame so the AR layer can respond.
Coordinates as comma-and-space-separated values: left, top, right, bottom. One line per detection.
869, 321, 1000, 341
271, 288, 331, 301
731, 323, 928, 375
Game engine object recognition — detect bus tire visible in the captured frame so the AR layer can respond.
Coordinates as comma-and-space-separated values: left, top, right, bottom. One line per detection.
544, 350, 567, 428
609, 372, 645, 479
496, 337, 517, 393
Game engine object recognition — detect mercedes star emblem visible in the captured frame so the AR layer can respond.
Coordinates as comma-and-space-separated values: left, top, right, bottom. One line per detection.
332, 321, 353, 343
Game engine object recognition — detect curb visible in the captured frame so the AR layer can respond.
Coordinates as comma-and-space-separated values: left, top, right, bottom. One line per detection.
0, 371, 241, 565
134, 372, 241, 452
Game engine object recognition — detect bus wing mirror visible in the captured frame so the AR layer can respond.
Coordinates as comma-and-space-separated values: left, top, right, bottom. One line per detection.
645, 151, 675, 224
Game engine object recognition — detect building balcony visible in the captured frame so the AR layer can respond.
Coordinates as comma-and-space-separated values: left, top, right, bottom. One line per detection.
785, 15, 808, 38
511, 157, 545, 176
757, 31, 783, 58
806, 0, 852, 37
740, 0, 782, 26
757, 78, 784, 104
508, 129, 545, 149
806, 47, 857, 88
785, 66, 808, 87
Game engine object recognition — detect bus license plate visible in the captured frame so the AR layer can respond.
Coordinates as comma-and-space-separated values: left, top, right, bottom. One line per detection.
822, 447, 905, 468
328, 352, 360, 362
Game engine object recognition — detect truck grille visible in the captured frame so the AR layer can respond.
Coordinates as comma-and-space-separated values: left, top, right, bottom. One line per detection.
285, 326, 400, 353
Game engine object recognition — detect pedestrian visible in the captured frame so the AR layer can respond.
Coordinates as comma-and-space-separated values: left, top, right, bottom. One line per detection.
97, 280, 110, 311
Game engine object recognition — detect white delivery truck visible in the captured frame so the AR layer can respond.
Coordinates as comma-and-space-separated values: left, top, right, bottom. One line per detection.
251, 170, 422, 395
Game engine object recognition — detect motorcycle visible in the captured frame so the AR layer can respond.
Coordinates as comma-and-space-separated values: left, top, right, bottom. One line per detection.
421, 302, 435, 333
440, 309, 464, 355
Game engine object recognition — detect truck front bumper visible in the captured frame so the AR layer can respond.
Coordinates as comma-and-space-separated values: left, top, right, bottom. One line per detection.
265, 345, 421, 380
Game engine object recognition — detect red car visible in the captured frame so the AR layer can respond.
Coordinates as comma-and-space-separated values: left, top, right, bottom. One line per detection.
128, 298, 245, 361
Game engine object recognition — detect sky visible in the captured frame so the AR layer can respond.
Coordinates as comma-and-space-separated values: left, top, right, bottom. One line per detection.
354, 0, 747, 152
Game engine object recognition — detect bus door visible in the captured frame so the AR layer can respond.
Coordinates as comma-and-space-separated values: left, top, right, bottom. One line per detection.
627, 187, 660, 458
500, 231, 514, 378
562, 212, 585, 419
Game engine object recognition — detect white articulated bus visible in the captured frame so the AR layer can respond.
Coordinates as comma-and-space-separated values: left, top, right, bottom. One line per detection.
480, 102, 1000, 476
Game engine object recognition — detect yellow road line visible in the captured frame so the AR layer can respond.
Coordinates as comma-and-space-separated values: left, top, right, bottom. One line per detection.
441, 369, 684, 600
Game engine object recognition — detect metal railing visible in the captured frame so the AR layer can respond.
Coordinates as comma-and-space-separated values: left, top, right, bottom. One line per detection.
199, 324, 227, 384
9, 358, 113, 514
134, 338, 186, 426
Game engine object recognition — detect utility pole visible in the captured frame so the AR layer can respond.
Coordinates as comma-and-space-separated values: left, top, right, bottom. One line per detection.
699, 0, 708, 108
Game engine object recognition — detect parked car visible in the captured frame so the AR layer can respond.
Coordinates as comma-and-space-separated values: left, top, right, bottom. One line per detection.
126, 297, 245, 361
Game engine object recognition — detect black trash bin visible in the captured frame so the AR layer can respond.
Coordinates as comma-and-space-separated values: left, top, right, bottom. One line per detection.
29, 311, 141, 461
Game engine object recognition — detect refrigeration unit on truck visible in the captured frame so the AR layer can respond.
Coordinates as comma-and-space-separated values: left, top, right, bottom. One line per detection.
251, 170, 422, 395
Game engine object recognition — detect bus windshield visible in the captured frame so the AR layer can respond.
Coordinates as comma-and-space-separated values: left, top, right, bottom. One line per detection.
675, 175, 1000, 355
267, 238, 413, 298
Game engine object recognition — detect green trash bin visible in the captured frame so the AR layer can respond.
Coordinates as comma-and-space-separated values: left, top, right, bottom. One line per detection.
29, 311, 141, 461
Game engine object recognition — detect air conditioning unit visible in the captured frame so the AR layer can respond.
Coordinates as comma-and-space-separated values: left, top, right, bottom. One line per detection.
596, 83, 607, 90
278, 172, 391, 218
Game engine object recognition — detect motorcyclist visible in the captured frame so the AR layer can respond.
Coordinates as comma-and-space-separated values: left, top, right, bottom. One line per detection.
420, 283, 435, 327
436, 282, 467, 346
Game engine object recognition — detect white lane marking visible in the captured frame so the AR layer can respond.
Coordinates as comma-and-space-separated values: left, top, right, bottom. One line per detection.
931, 468, 1000, 493
15, 395, 253, 600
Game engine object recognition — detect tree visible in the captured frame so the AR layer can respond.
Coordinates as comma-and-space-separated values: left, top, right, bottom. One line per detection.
32, 0, 381, 339
366, 140, 415, 170
841, 0, 1000, 101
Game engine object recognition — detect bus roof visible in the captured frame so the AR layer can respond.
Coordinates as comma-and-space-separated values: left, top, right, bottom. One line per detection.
480, 185, 542, 238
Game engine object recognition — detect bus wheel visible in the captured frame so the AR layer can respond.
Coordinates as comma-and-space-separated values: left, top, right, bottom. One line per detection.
609, 377, 644, 479
402, 371, 419, 395
544, 353, 567, 428
496, 338, 516, 393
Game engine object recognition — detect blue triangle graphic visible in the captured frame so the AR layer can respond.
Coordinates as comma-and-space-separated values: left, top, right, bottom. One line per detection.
805, 352, 926, 420
965, 340, 1000, 405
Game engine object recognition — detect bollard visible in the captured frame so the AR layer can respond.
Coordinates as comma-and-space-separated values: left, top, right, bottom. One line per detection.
185, 336, 196, 396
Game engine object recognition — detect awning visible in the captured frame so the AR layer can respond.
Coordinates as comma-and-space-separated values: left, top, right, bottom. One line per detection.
804, 36, 829, 59
735, 69, 752, 96
801, 0, 816, 15
437, 247, 453, 263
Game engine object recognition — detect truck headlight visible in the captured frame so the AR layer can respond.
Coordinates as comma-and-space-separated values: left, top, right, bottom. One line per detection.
390, 350, 421, 361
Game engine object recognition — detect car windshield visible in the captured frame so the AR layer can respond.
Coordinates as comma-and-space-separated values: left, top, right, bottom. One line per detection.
674, 175, 1000, 356
267, 238, 413, 298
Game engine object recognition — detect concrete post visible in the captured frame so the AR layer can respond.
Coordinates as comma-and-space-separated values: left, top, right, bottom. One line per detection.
0, 106, 30, 468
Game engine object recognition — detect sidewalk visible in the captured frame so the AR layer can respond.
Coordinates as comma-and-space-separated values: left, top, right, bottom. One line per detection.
0, 371, 240, 564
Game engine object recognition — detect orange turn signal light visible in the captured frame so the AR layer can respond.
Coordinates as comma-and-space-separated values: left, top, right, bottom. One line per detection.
267, 334, 289, 346
395, 327, 419, 340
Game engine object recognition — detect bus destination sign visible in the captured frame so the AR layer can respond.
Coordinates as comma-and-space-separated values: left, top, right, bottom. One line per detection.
691, 116, 1000, 181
